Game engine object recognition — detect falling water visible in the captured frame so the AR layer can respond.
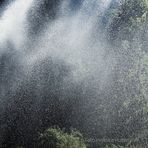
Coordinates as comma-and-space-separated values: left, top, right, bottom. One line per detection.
0, 0, 120, 147
0, 0, 114, 91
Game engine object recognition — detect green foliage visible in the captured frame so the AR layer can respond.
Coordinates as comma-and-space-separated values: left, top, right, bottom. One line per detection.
140, 54, 148, 99
108, 0, 148, 41
121, 0, 148, 18
104, 144, 146, 148
37, 127, 87, 148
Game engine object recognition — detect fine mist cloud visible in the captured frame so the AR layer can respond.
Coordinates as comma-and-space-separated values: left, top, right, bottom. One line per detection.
0, 0, 117, 146
25, 0, 114, 85
0, 0, 34, 49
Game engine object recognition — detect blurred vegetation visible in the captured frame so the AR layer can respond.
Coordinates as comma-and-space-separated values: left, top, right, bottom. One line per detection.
107, 0, 148, 41
37, 127, 86, 148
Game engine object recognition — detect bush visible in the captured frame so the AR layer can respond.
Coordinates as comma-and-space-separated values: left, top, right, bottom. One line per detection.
37, 127, 87, 148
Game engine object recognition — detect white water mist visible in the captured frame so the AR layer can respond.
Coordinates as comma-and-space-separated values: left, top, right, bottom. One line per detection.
0, 0, 115, 107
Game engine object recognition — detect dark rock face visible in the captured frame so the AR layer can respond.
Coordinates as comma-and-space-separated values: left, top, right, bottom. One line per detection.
27, 0, 84, 38
27, 0, 62, 37
0, 0, 11, 15
0, 0, 5, 6
69, 0, 83, 11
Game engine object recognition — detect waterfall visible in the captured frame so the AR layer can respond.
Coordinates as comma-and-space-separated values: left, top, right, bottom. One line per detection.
0, 0, 117, 146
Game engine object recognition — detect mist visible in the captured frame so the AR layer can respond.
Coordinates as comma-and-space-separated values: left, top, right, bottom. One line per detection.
0, 0, 115, 102
0, 0, 147, 147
